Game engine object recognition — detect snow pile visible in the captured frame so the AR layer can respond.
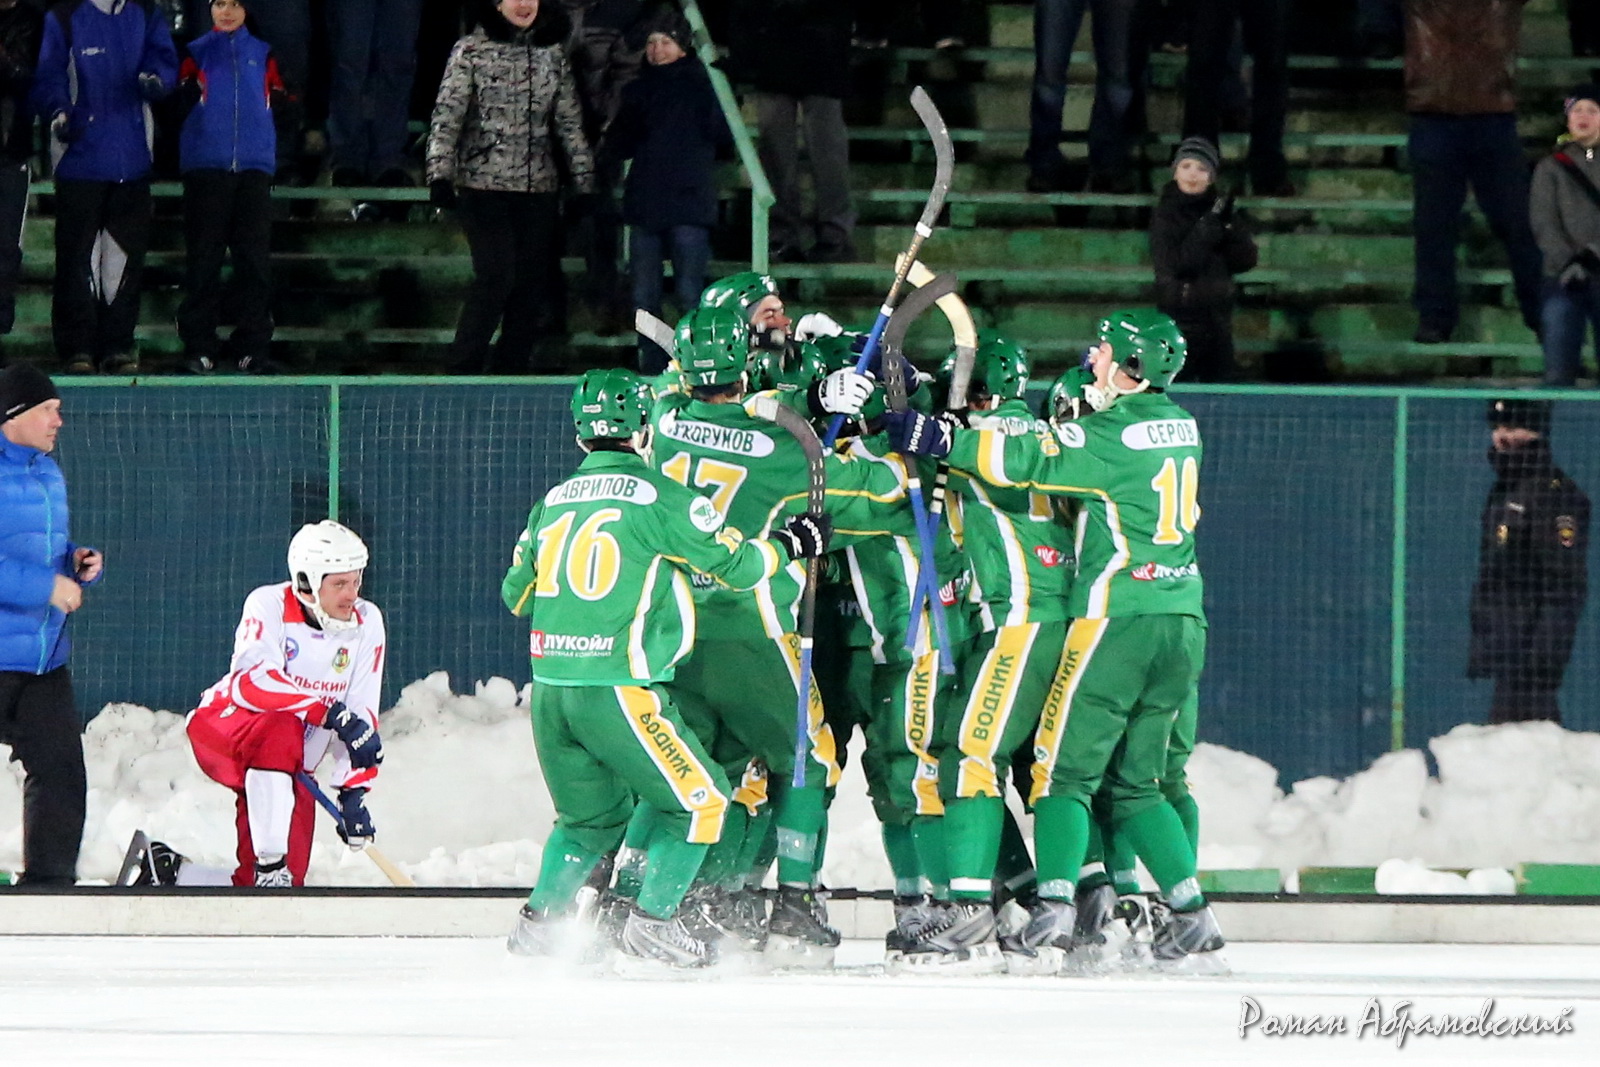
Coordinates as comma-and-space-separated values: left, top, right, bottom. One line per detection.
4, 676, 1599, 889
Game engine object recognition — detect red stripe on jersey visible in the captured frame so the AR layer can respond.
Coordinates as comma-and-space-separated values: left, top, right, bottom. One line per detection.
232, 665, 325, 716
282, 587, 308, 625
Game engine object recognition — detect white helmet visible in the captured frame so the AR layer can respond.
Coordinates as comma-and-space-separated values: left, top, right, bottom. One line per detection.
288, 520, 369, 632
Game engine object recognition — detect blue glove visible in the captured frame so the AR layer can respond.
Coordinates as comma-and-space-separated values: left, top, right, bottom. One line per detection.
336, 787, 375, 849
138, 72, 168, 101
324, 701, 384, 770
884, 410, 954, 458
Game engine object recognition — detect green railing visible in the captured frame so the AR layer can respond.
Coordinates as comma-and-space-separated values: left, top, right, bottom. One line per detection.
683, 0, 774, 273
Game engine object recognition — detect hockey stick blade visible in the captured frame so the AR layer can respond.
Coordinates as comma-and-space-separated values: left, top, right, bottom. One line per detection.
635, 309, 676, 355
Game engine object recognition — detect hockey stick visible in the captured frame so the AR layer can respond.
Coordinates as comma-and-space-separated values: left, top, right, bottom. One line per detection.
294, 770, 416, 888
902, 258, 978, 651
821, 85, 954, 451
749, 394, 828, 789
635, 309, 677, 356
878, 272, 959, 670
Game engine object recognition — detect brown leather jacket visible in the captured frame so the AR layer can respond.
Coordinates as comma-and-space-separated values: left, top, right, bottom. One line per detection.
1404, 0, 1526, 115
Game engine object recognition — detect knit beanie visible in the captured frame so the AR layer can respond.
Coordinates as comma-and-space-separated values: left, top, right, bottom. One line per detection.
0, 364, 60, 423
1566, 84, 1600, 114
643, 6, 694, 53
1487, 397, 1552, 436
1172, 136, 1221, 177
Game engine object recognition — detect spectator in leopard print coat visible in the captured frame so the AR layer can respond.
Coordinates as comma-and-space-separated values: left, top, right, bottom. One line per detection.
427, 0, 595, 374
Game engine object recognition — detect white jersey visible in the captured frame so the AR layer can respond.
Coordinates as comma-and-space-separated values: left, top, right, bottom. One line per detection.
193, 582, 386, 790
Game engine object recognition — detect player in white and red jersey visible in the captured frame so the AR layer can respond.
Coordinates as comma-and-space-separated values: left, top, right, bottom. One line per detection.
185, 521, 387, 887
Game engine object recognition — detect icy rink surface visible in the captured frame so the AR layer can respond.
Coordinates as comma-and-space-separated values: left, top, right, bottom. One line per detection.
1, 937, 1596, 1066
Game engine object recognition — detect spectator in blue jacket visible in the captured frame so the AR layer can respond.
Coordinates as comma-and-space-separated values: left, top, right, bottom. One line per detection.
0, 0, 43, 363
0, 363, 102, 886
31, 0, 178, 375
604, 6, 727, 374
176, 0, 285, 375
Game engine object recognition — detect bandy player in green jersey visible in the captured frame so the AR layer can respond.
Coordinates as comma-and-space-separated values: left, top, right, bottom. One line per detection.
501, 369, 831, 969
887, 309, 1227, 973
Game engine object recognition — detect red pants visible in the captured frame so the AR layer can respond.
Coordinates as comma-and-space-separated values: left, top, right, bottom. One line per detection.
187, 706, 318, 886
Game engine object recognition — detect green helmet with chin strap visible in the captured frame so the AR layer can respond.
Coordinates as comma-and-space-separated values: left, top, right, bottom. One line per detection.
571, 368, 649, 439
700, 272, 780, 318
941, 329, 1030, 404
1096, 309, 1187, 389
748, 340, 826, 394
676, 305, 750, 388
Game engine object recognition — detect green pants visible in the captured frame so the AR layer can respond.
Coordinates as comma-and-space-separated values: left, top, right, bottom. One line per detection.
527, 682, 730, 919
865, 649, 945, 823
938, 620, 1067, 898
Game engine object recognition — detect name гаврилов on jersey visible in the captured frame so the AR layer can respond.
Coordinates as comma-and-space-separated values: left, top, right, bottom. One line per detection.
546, 474, 659, 505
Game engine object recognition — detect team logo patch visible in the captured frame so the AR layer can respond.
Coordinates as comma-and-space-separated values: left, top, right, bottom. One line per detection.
688, 496, 724, 533
1034, 546, 1064, 567
1130, 561, 1200, 581
1558, 516, 1579, 549
530, 631, 545, 658
333, 647, 351, 674
1052, 423, 1086, 449
689, 787, 710, 805
284, 638, 299, 662
939, 580, 958, 606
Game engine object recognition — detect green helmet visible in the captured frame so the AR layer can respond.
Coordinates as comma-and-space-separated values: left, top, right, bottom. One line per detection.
748, 341, 826, 394
676, 305, 750, 388
1046, 367, 1096, 422
571, 368, 648, 440
942, 330, 1030, 404
700, 272, 780, 318
1096, 309, 1187, 389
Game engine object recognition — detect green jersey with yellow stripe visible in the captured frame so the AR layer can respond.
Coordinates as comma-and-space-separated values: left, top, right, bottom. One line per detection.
946, 390, 1204, 621
651, 391, 915, 639
502, 449, 788, 686
948, 398, 1076, 631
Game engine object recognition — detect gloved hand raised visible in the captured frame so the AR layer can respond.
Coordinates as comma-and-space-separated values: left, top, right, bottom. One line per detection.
811, 367, 875, 415
770, 512, 833, 560
336, 786, 375, 850
323, 701, 384, 770
883, 410, 957, 458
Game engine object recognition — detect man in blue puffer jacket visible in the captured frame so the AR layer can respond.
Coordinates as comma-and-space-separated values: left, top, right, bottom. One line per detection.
31, 0, 178, 376
175, 0, 285, 375
0, 363, 102, 886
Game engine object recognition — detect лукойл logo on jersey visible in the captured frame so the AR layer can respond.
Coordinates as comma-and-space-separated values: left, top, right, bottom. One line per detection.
530, 631, 618, 658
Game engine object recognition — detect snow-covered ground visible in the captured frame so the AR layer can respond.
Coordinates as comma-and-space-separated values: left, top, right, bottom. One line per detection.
4, 672, 1600, 889
1, 936, 1596, 1065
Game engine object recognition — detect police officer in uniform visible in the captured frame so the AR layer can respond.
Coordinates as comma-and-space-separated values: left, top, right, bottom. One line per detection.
1468, 398, 1589, 724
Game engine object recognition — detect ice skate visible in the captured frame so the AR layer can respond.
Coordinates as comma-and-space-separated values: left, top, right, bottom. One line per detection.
1116, 894, 1156, 970
506, 904, 607, 964
884, 895, 939, 965
619, 905, 718, 970
724, 887, 769, 949
900, 900, 1006, 975
594, 891, 635, 951
116, 831, 185, 887
681, 882, 769, 954
996, 899, 1063, 976
1064, 883, 1128, 974
765, 886, 840, 969
1152, 902, 1230, 976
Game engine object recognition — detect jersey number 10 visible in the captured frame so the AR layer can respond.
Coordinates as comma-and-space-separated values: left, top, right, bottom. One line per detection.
1150, 457, 1200, 546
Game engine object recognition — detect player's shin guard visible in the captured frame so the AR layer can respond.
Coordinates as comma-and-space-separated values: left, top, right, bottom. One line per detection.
1116, 802, 1200, 903
911, 814, 950, 899
637, 830, 711, 921
526, 827, 607, 916
881, 821, 925, 898
1029, 795, 1091, 903
943, 795, 1003, 900
774, 784, 827, 887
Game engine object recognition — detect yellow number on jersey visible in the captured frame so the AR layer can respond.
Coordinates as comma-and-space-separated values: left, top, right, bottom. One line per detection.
533, 509, 624, 600
661, 451, 749, 517
1150, 457, 1200, 545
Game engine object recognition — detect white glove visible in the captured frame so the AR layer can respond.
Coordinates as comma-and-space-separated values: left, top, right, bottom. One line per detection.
794, 312, 844, 342
817, 368, 875, 415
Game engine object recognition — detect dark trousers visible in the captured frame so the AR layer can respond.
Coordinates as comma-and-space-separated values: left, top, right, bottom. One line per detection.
0, 668, 86, 885
178, 170, 275, 363
756, 93, 855, 253
327, 0, 424, 176
452, 188, 560, 374
1027, 0, 1142, 181
0, 161, 27, 335
1184, 0, 1290, 187
1408, 113, 1544, 335
853, 0, 965, 43
631, 224, 711, 375
1489, 677, 1561, 725
1540, 276, 1600, 386
1163, 302, 1237, 382
52, 179, 153, 364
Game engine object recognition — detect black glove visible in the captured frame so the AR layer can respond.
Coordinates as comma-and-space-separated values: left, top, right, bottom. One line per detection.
138, 72, 168, 101
324, 701, 384, 770
336, 786, 375, 849
429, 179, 456, 209
1210, 189, 1236, 222
771, 512, 833, 560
